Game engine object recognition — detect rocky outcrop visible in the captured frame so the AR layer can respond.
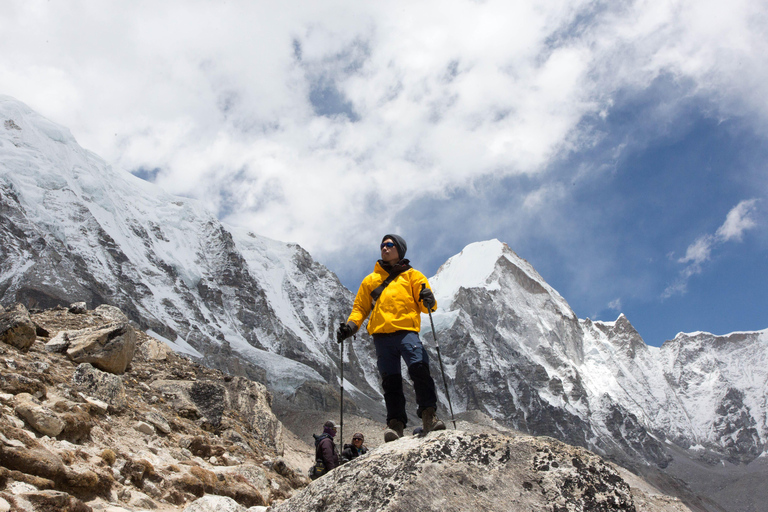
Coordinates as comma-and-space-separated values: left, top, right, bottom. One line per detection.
151, 376, 282, 454
273, 430, 691, 512
71, 363, 128, 412
0, 304, 36, 352
45, 322, 137, 375
0, 306, 307, 511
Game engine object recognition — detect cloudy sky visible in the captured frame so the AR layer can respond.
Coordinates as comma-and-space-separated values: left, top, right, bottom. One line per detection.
2, 0, 767, 346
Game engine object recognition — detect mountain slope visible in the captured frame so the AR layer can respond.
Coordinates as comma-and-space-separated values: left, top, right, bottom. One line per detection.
0, 95, 381, 416
428, 239, 767, 467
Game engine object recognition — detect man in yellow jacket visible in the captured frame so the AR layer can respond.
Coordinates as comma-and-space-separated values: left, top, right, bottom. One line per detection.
337, 234, 446, 442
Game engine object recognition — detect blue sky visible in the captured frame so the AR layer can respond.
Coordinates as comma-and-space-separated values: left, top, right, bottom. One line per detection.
1, 0, 766, 346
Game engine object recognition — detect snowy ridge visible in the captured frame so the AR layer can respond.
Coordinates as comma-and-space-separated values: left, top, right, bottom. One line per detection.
428, 236, 768, 466
0, 95, 382, 410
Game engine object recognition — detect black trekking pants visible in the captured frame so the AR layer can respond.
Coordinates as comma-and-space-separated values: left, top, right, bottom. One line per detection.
374, 330, 438, 426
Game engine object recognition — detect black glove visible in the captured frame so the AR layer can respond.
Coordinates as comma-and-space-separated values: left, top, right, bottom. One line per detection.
419, 287, 436, 311
336, 321, 358, 343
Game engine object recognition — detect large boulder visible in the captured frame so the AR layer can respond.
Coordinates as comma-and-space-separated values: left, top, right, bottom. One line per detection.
272, 430, 691, 512
0, 304, 36, 351
64, 322, 136, 374
71, 363, 127, 412
150, 377, 283, 453
224, 377, 283, 454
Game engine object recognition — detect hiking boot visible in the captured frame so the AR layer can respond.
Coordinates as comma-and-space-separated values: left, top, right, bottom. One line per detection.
383, 419, 405, 443
421, 407, 446, 434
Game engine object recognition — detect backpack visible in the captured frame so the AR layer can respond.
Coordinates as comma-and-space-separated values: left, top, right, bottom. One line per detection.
308, 433, 330, 480
308, 458, 325, 480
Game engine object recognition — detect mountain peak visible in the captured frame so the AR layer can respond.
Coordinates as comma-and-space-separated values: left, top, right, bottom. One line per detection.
431, 239, 573, 318
1, 95, 77, 147
431, 239, 514, 298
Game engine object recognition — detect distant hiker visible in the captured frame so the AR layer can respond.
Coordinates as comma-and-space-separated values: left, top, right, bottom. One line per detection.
341, 432, 368, 462
337, 234, 446, 442
309, 420, 339, 479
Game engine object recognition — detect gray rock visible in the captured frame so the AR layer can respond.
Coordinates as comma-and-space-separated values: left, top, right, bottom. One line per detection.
14, 394, 65, 437
183, 495, 246, 512
68, 302, 87, 314
0, 371, 47, 398
151, 377, 282, 453
44, 331, 70, 353
94, 303, 129, 323
211, 464, 271, 503
139, 336, 173, 361
272, 430, 688, 512
134, 421, 155, 435
65, 322, 136, 374
145, 410, 171, 434
0, 303, 36, 351
71, 363, 127, 412
79, 394, 109, 414
151, 380, 203, 420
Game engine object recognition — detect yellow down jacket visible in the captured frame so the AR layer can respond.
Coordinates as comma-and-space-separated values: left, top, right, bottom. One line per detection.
347, 261, 437, 335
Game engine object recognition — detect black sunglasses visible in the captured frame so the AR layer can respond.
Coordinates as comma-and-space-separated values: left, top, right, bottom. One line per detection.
380, 242, 395, 249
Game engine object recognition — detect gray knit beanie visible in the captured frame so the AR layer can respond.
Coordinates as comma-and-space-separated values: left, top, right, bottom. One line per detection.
382, 234, 407, 260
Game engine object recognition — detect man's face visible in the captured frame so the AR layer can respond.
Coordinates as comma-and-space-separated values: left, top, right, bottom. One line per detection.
381, 238, 400, 264
353, 437, 363, 446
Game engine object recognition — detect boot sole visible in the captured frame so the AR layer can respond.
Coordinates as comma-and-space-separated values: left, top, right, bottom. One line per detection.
384, 430, 400, 443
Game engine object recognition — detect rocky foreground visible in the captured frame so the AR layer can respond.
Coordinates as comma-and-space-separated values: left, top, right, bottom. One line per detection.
275, 429, 692, 512
1, 303, 692, 512
0, 303, 306, 511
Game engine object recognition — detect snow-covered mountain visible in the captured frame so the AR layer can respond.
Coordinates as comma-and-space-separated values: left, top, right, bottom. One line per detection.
429, 239, 768, 468
3, 96, 767, 510
0, 95, 382, 415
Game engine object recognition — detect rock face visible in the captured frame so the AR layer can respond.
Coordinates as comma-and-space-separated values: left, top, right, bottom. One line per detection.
273, 430, 691, 512
150, 376, 282, 453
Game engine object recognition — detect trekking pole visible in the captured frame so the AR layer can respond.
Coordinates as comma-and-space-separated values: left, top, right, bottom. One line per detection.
339, 330, 344, 450
422, 284, 457, 429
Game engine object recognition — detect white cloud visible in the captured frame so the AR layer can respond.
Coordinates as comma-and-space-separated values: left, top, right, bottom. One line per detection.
1, 0, 767, 260
716, 199, 759, 241
678, 235, 714, 266
664, 199, 760, 298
